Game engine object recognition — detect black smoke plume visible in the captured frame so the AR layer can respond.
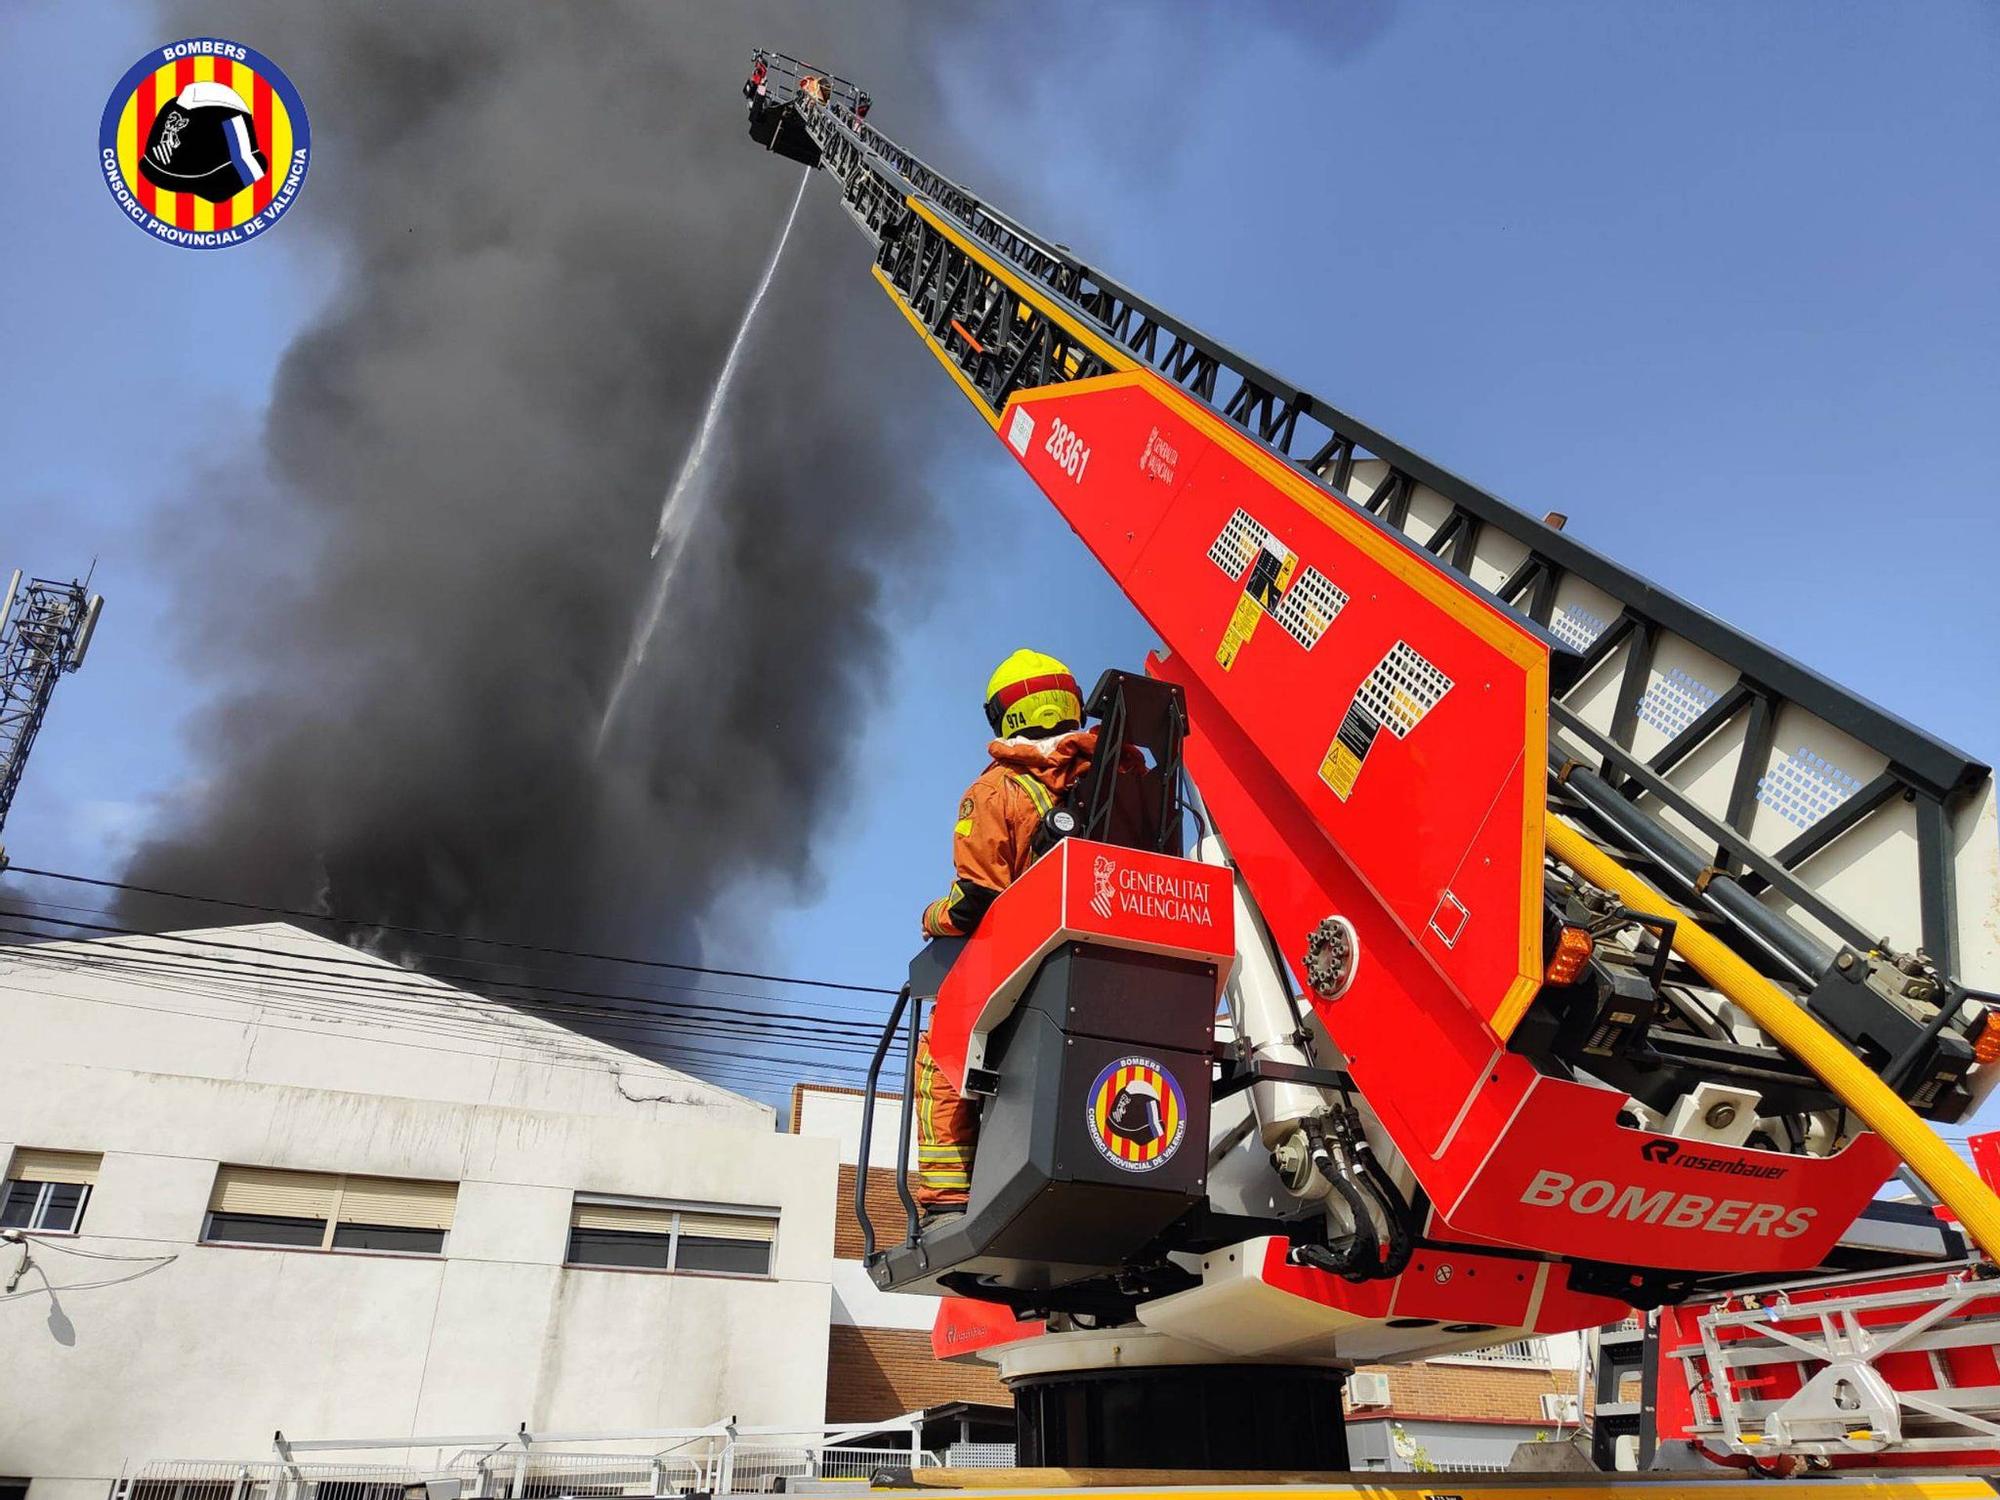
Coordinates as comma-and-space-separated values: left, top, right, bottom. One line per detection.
119, 5, 962, 1016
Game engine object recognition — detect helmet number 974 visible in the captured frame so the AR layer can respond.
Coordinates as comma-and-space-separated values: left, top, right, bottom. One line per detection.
1043, 416, 1092, 484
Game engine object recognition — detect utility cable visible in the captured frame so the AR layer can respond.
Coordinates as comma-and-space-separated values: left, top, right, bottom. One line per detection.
1, 863, 898, 997
0, 908, 891, 1045
0, 945, 890, 1084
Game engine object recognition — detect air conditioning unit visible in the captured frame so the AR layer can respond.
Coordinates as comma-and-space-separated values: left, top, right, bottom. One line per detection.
1541, 1393, 1581, 1423
1348, 1371, 1392, 1408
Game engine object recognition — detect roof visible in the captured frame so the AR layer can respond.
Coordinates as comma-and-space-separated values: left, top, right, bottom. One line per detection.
0, 919, 767, 1124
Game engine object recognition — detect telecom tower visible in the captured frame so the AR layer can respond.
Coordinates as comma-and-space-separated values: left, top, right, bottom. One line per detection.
0, 569, 104, 859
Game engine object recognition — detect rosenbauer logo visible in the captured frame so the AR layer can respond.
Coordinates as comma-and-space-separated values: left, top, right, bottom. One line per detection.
1640, 1137, 1788, 1180
100, 38, 310, 249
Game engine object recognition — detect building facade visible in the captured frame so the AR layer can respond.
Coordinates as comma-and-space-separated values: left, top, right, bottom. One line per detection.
0, 924, 839, 1500
1343, 1339, 1588, 1472
789, 1086, 1008, 1423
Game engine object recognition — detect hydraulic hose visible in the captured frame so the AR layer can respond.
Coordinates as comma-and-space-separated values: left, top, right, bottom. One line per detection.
1545, 814, 2000, 1262
1306, 1123, 1380, 1280
1357, 1147, 1416, 1278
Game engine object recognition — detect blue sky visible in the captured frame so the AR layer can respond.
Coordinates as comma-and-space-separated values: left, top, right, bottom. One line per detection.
4, 3, 1997, 1118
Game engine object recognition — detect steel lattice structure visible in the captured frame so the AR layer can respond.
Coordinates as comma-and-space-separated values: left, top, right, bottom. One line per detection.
0, 573, 101, 841
755, 76, 1996, 1117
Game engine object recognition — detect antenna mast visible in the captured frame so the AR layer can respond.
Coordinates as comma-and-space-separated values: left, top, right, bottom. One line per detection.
0, 570, 104, 857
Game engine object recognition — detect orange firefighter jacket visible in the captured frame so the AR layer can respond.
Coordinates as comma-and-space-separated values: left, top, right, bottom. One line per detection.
920, 730, 1100, 937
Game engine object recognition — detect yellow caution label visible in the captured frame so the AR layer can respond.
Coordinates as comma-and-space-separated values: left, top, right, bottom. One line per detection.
1320, 740, 1363, 800
1216, 592, 1262, 670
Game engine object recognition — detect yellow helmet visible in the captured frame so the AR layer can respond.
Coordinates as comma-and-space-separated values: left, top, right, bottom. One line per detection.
984, 649, 1083, 737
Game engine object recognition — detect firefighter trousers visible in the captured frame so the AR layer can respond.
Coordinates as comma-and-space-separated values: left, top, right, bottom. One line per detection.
914, 1027, 979, 1210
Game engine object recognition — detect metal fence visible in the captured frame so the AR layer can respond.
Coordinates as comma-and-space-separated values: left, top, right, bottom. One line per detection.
1431, 1337, 1551, 1367
940, 1444, 1015, 1469
118, 1430, 942, 1500
119, 1461, 426, 1500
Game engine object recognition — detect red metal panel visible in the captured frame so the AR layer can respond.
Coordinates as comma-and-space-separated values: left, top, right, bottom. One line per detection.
932, 1295, 1045, 1362
1972, 1130, 2000, 1192
987, 372, 1899, 1275
1173, 669, 1896, 1270
1252, 1238, 1627, 1335
1452, 1077, 1901, 1272
1169, 659, 1526, 1179
999, 370, 1546, 1036
925, 839, 1233, 1089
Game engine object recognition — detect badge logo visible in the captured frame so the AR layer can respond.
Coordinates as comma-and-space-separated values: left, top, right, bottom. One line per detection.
100, 38, 310, 249
1086, 1055, 1187, 1173
1091, 854, 1116, 919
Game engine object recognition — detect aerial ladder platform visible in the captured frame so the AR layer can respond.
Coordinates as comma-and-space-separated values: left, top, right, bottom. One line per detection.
739, 52, 2000, 1487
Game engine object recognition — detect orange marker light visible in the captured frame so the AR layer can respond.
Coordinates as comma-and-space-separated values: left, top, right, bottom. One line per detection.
1974, 1010, 2000, 1065
1545, 925, 1594, 985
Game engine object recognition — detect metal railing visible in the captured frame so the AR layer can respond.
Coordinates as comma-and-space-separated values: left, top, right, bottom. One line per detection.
117, 1423, 940, 1500
117, 1462, 423, 1500
1430, 1337, 1552, 1368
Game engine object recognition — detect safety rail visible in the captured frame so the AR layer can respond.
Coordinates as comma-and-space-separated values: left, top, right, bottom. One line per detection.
855, 983, 920, 1261
121, 1425, 938, 1500
1432, 1337, 1554, 1368
769, 83, 1999, 1120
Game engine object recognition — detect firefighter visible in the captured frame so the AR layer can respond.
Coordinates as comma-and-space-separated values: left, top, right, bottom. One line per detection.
914, 648, 1097, 1217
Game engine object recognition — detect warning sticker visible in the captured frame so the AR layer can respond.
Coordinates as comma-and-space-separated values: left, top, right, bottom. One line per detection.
1216, 593, 1262, 670
1244, 539, 1300, 611
1318, 641, 1454, 801
1207, 508, 1346, 670
1320, 738, 1365, 800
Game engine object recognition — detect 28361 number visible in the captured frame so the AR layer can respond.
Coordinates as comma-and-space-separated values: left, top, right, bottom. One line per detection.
1043, 416, 1091, 483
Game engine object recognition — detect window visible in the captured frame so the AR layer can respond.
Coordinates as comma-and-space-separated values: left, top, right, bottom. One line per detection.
202, 1166, 456, 1255
566, 1196, 776, 1276
0, 1149, 101, 1233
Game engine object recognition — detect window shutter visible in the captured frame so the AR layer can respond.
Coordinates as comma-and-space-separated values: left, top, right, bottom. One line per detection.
209, 1166, 341, 1219
9, 1149, 101, 1186
337, 1176, 456, 1230
572, 1200, 676, 1234
679, 1211, 777, 1244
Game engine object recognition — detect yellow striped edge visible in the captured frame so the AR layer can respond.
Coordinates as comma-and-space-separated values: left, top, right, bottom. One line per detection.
868, 263, 1000, 428
926, 1487, 1998, 1500
900, 195, 1549, 1032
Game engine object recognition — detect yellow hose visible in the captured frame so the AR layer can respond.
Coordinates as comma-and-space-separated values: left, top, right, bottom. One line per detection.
1545, 814, 2000, 1261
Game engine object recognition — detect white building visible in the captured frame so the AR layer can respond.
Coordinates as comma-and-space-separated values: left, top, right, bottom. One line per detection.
0, 923, 839, 1500
788, 1085, 1009, 1425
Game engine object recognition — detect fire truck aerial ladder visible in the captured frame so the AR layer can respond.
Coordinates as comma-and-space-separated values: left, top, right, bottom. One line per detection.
740, 53, 2000, 1479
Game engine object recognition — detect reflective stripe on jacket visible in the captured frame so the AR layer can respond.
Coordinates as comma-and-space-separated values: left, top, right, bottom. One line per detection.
920, 729, 1100, 937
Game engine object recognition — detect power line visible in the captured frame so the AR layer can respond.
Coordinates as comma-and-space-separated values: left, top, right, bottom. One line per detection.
0, 907, 891, 1047
0, 968, 862, 1097
0, 922, 896, 1069
0, 866, 914, 1103
2, 863, 899, 997
0, 900, 892, 1032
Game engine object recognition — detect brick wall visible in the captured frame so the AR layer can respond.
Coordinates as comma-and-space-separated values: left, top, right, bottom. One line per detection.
835, 1163, 914, 1260
826, 1325, 1011, 1422
1345, 1362, 1579, 1425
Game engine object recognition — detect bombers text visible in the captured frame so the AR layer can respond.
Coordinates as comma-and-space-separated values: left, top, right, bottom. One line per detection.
1519, 1168, 1816, 1238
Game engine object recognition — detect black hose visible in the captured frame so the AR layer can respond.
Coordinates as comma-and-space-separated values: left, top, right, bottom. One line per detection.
1307, 1124, 1379, 1280
1357, 1147, 1416, 1279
